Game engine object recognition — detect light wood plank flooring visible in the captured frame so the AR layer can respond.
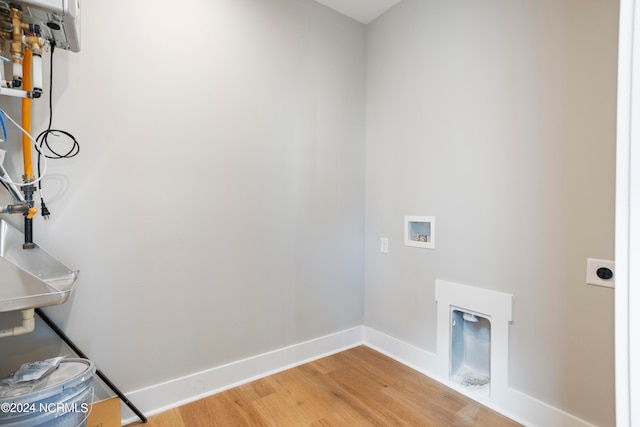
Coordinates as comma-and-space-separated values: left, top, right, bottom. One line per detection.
133, 346, 521, 426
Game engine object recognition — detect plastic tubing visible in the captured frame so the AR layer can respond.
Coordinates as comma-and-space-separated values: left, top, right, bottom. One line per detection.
32, 53, 42, 94
0, 87, 29, 97
12, 61, 22, 85
22, 49, 32, 179
0, 112, 6, 142
0, 108, 47, 187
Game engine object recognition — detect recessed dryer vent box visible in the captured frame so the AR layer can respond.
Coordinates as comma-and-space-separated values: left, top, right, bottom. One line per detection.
451, 309, 491, 397
404, 216, 435, 249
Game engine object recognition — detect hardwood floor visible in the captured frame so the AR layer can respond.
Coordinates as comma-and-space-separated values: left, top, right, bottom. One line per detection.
132, 346, 521, 426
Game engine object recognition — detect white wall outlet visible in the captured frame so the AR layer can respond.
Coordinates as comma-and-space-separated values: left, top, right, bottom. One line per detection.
586, 258, 615, 288
380, 238, 389, 254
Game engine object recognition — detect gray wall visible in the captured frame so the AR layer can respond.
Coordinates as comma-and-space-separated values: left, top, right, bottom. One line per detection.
0, 0, 619, 425
364, 1, 617, 426
0, 0, 366, 392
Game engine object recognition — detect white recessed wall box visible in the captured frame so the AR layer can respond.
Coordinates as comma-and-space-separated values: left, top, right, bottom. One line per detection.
404, 216, 435, 249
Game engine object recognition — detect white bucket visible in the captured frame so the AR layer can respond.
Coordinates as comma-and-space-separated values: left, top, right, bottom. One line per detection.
0, 358, 95, 427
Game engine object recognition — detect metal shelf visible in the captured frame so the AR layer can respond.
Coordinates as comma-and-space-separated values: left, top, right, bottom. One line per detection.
0, 219, 79, 313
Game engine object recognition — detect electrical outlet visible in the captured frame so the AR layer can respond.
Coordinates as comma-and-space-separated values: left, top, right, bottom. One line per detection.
586, 258, 615, 288
380, 238, 389, 254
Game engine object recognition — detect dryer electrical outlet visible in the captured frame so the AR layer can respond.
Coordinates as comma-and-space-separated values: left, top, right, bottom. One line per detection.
586, 258, 615, 288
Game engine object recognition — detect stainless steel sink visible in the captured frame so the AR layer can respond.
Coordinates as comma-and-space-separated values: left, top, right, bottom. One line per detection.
0, 219, 79, 312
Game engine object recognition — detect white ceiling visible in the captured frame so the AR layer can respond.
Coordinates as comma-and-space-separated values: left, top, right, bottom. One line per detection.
313, 0, 402, 24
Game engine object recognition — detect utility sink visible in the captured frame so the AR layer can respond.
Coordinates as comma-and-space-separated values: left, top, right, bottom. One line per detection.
0, 219, 79, 312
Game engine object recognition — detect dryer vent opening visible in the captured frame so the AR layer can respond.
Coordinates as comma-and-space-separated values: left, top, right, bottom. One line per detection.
450, 309, 491, 396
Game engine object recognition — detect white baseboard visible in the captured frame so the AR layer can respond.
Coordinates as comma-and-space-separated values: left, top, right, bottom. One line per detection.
362, 327, 597, 427
120, 325, 596, 427
121, 326, 363, 425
